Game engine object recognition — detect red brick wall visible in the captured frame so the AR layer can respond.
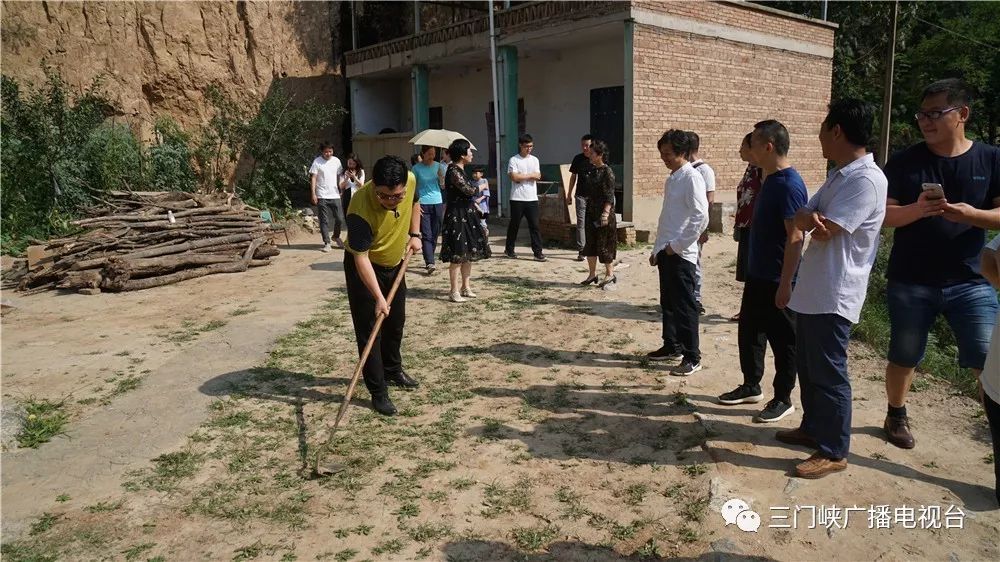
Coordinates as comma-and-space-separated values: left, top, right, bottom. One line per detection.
631, 2, 834, 197
638, 1, 836, 47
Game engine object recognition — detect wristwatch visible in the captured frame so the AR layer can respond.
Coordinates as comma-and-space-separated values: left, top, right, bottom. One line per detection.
409, 232, 421, 238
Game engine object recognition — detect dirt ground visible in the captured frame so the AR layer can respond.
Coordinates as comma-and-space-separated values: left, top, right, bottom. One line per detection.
1, 226, 997, 561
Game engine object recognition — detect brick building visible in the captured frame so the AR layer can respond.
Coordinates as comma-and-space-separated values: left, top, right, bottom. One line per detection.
345, 0, 836, 231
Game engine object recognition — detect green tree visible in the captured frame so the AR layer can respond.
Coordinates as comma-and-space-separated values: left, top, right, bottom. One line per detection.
195, 83, 339, 212
0, 70, 111, 252
148, 116, 197, 192
895, 1, 1000, 145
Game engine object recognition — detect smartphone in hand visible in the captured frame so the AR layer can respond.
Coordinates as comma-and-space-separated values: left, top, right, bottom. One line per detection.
921, 182, 945, 200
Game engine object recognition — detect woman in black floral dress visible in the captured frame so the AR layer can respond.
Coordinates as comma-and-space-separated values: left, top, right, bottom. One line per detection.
440, 138, 492, 302
580, 139, 617, 288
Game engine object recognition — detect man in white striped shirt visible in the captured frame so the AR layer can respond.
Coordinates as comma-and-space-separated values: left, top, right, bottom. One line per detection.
647, 129, 710, 376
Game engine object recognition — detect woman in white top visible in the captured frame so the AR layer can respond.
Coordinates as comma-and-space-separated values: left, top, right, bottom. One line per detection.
339, 153, 366, 211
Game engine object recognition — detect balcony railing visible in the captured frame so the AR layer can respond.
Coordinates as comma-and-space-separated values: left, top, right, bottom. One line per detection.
345, 1, 627, 66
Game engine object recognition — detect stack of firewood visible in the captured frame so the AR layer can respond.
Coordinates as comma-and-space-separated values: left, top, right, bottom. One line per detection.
18, 191, 281, 294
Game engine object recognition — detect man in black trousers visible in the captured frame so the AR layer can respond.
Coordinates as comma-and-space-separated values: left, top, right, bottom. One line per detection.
344, 155, 423, 416
717, 120, 807, 423
647, 130, 709, 376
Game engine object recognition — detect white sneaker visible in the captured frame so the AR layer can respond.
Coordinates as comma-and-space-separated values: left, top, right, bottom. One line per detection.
449, 292, 467, 303
320, 243, 332, 253
460, 288, 477, 298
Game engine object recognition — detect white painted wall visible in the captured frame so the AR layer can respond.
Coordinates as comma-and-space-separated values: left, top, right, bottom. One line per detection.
352, 77, 410, 135
518, 40, 623, 164
427, 64, 494, 160
425, 39, 622, 167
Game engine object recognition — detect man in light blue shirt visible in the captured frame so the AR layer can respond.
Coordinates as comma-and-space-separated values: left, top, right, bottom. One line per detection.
779, 99, 888, 479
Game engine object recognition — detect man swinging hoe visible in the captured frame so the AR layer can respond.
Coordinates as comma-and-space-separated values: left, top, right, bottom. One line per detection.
343, 155, 423, 417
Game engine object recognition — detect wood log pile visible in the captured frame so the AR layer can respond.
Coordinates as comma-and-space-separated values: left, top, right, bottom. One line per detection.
18, 191, 281, 294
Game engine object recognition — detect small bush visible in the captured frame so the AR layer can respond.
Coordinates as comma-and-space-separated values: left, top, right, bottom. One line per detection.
148, 116, 197, 192
17, 399, 69, 448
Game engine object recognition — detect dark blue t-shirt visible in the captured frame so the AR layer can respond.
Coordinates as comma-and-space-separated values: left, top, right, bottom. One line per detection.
885, 141, 1000, 286
748, 167, 808, 283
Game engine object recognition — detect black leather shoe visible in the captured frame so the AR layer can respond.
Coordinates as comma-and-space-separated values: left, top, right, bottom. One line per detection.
579, 276, 598, 285
387, 371, 420, 389
371, 393, 397, 416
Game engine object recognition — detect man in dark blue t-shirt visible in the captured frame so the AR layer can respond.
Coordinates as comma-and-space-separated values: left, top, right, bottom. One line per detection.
881, 79, 1000, 450
719, 119, 807, 424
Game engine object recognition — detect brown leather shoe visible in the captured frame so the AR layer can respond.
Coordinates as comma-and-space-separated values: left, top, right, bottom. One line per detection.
775, 427, 818, 449
884, 415, 915, 449
795, 452, 847, 479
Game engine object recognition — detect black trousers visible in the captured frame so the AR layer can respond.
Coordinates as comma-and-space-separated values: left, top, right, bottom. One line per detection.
344, 252, 406, 396
657, 251, 701, 364
738, 277, 797, 402
505, 200, 543, 256
984, 392, 1000, 506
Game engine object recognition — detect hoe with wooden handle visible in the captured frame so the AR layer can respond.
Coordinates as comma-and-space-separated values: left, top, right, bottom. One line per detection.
310, 250, 412, 478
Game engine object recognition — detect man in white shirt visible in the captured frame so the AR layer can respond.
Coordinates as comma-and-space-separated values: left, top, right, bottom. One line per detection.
780, 99, 888, 479
504, 134, 547, 261
648, 129, 709, 376
309, 143, 346, 252
688, 132, 716, 313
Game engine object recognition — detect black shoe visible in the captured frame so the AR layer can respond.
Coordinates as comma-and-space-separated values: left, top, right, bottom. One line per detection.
754, 399, 795, 423
580, 276, 599, 286
598, 275, 617, 288
534, 254, 548, 262
371, 393, 397, 416
575, 253, 585, 262
504, 251, 518, 259
646, 346, 682, 362
387, 371, 420, 389
671, 360, 703, 376
697, 301, 706, 315
718, 384, 764, 405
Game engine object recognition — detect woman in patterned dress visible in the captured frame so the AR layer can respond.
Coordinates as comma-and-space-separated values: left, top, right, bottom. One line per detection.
580, 139, 618, 288
440, 138, 492, 302
731, 132, 763, 321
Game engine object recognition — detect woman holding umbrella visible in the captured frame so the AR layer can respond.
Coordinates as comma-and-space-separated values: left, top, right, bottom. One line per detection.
440, 139, 491, 302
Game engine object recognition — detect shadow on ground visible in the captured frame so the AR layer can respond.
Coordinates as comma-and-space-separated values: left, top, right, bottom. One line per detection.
466, 381, 999, 512
440, 539, 778, 561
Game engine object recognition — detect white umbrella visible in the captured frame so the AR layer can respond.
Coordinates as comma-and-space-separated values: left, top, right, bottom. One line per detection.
408, 129, 476, 151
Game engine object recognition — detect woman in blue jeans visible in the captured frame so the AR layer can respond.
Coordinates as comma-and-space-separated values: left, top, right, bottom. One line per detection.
412, 145, 445, 274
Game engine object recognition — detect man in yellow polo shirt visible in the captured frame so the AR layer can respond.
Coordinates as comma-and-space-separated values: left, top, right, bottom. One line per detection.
344, 155, 422, 416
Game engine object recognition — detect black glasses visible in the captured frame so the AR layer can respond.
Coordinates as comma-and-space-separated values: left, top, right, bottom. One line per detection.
914, 107, 961, 121
375, 191, 406, 202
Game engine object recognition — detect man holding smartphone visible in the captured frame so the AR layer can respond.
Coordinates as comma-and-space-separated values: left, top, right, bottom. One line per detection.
881, 78, 1000, 449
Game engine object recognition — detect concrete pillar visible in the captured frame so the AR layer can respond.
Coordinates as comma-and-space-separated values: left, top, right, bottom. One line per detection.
497, 45, 518, 215
623, 20, 635, 222
411, 64, 430, 132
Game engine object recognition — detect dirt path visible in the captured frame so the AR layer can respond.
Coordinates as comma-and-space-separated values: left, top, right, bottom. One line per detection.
1, 230, 997, 560
1, 238, 341, 537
